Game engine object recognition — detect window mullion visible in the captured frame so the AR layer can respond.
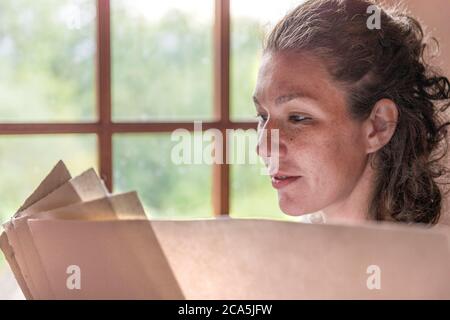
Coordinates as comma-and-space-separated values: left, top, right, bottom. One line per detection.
212, 0, 231, 216
96, 0, 113, 192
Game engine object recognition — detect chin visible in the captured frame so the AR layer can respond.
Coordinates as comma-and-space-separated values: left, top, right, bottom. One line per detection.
278, 200, 312, 216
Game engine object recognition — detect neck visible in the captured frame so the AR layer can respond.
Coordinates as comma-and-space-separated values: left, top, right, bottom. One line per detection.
321, 159, 376, 225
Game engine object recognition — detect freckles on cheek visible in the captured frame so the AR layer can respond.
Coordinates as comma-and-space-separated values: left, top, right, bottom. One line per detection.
325, 133, 363, 184
285, 124, 312, 142
286, 125, 356, 185
306, 132, 348, 184
286, 130, 312, 157
287, 129, 319, 175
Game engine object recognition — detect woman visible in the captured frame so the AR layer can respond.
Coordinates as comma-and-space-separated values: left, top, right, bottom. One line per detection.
255, 0, 450, 224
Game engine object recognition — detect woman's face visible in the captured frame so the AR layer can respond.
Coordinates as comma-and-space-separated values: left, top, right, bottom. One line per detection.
254, 51, 371, 216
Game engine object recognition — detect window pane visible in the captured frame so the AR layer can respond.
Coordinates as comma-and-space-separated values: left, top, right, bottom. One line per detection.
114, 134, 212, 218
111, 0, 213, 121
230, 0, 301, 121
229, 129, 299, 221
0, 0, 96, 122
0, 134, 97, 223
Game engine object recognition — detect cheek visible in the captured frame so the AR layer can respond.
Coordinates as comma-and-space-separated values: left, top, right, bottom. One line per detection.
277, 123, 367, 215
290, 125, 366, 192
318, 131, 367, 192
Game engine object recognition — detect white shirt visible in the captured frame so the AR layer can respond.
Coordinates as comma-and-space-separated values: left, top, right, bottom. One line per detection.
296, 212, 326, 224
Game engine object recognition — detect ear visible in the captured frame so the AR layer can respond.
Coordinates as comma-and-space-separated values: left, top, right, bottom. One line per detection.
363, 98, 399, 154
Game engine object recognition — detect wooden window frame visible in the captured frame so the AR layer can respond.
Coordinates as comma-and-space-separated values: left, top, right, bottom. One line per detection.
0, 0, 257, 216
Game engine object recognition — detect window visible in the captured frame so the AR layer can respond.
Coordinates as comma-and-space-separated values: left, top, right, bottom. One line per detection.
0, 1, 302, 292
114, 133, 212, 218
111, 0, 214, 121
0, 0, 309, 226
0, 0, 96, 122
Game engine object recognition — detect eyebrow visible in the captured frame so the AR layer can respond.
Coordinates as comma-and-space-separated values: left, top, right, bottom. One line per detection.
253, 92, 314, 107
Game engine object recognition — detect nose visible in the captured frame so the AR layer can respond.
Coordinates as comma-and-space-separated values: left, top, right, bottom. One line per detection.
256, 118, 287, 159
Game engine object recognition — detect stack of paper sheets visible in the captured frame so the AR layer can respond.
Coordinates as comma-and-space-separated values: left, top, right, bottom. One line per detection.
1, 161, 450, 299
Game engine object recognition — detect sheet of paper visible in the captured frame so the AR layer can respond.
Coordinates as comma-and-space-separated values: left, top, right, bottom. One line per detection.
33, 191, 147, 221
149, 218, 450, 299
16, 168, 108, 218
8, 192, 145, 299
25, 218, 450, 299
0, 230, 32, 299
27, 219, 183, 299
16, 160, 72, 215
0, 160, 71, 299
3, 167, 108, 299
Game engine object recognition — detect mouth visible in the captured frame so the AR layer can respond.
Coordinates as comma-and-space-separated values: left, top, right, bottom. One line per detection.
271, 174, 302, 189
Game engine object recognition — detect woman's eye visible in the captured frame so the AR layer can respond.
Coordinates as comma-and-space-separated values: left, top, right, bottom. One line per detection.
289, 115, 309, 123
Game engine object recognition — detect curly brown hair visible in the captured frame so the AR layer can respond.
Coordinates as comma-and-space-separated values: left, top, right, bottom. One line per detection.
264, 0, 450, 224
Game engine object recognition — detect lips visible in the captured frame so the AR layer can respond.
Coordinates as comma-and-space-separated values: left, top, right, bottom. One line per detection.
271, 174, 301, 189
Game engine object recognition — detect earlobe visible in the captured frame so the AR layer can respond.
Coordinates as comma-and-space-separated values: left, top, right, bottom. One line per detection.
365, 99, 399, 153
